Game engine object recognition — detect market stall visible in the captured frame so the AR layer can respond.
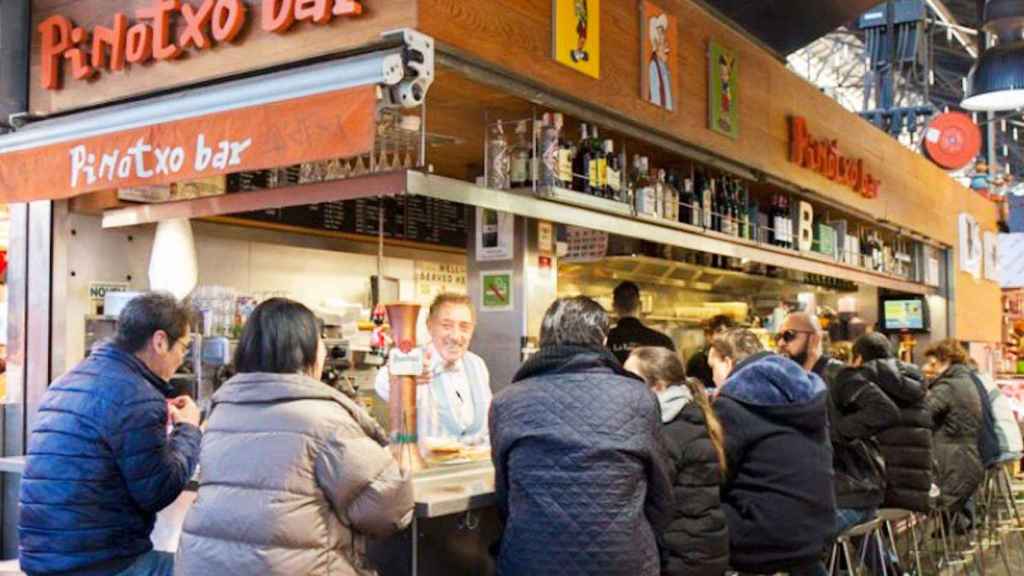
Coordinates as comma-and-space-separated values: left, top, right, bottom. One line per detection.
0, 0, 1005, 571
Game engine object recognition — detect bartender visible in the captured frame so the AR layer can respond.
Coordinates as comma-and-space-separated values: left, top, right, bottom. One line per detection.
375, 293, 492, 447
606, 281, 675, 364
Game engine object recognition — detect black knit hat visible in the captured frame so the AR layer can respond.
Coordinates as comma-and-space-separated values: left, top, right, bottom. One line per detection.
852, 332, 893, 364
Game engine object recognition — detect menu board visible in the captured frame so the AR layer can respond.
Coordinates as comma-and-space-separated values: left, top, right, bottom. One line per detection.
235, 196, 468, 249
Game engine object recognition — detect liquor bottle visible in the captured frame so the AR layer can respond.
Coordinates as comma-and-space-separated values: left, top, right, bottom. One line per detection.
679, 174, 694, 225
487, 121, 510, 190
710, 178, 722, 232
590, 126, 606, 197
634, 156, 655, 216
510, 120, 531, 189
721, 179, 734, 236
701, 173, 714, 230
573, 124, 592, 194
771, 194, 783, 247
539, 114, 559, 188
604, 140, 622, 202
556, 114, 573, 189
664, 171, 680, 222
782, 193, 790, 248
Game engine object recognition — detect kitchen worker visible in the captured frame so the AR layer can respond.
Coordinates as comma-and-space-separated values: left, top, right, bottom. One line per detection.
375, 292, 492, 448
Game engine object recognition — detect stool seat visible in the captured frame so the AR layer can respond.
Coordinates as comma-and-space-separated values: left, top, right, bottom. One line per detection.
840, 518, 885, 539
876, 508, 913, 522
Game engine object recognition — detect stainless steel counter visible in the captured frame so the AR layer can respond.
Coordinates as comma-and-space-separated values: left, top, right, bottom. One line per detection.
412, 462, 495, 518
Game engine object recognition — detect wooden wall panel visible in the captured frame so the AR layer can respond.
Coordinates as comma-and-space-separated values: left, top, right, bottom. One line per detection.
418, 0, 1003, 341
29, 0, 416, 115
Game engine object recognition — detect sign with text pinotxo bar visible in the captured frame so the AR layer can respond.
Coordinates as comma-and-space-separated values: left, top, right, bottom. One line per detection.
0, 84, 377, 203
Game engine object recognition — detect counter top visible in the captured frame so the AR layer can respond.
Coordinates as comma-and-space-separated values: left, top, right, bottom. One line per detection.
412, 463, 495, 519
0, 457, 25, 474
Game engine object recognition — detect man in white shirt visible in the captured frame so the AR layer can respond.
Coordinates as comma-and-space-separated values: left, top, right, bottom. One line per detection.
375, 293, 492, 448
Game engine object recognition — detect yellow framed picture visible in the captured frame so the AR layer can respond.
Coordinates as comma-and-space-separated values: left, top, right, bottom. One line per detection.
553, 0, 600, 79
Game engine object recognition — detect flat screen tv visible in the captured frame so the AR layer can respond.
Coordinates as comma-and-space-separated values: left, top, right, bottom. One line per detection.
879, 294, 929, 333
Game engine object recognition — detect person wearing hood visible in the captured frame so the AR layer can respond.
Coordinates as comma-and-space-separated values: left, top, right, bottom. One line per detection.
708, 328, 835, 575
922, 339, 985, 513
489, 296, 674, 576
827, 334, 901, 535
849, 334, 934, 514
625, 347, 729, 576
176, 298, 413, 576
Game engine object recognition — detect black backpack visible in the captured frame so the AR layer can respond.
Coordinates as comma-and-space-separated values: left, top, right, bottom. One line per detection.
967, 370, 1002, 467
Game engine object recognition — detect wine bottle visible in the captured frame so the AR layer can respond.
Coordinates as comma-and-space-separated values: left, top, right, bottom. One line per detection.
605, 140, 622, 202
573, 124, 592, 194
510, 120, 530, 189
590, 126, 606, 197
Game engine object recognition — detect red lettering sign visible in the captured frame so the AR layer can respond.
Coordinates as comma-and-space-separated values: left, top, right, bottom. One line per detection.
39, 0, 364, 90
789, 116, 880, 199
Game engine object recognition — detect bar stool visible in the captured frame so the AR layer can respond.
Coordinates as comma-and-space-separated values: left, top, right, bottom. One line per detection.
827, 518, 889, 576
875, 508, 923, 576
978, 461, 1024, 570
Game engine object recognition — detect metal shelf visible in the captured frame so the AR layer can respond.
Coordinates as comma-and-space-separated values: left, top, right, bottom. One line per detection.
405, 172, 937, 296
102, 171, 408, 228
100, 170, 936, 295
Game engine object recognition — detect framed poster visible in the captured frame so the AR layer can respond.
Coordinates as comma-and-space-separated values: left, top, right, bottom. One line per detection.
959, 212, 982, 280
481, 270, 514, 312
708, 40, 739, 139
640, 1, 677, 111
476, 207, 514, 261
553, 0, 601, 79
984, 231, 999, 282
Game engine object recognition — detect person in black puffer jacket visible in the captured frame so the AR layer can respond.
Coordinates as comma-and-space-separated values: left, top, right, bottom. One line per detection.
626, 347, 729, 576
490, 297, 675, 576
709, 329, 835, 576
923, 340, 985, 513
850, 334, 934, 513
829, 356, 900, 535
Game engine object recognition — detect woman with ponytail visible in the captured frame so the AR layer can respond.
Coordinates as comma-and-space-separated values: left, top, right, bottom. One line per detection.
626, 347, 729, 576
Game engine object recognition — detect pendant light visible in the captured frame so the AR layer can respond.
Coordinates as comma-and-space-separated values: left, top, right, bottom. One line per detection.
962, 0, 1024, 111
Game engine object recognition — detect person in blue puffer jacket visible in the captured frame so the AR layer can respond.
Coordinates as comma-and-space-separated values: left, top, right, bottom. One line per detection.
708, 328, 835, 576
19, 292, 202, 576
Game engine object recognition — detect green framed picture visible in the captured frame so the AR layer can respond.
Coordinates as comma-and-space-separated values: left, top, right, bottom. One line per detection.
708, 40, 738, 139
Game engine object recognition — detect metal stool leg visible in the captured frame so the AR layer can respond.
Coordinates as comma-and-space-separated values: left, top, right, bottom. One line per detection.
843, 539, 858, 576
907, 514, 924, 576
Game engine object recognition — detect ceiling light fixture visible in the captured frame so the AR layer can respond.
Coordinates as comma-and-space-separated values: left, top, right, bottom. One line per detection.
962, 0, 1024, 111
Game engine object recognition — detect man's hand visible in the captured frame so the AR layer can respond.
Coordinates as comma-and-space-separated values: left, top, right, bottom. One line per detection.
168, 395, 201, 428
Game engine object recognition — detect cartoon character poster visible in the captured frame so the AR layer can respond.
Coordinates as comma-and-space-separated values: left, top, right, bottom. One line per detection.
553, 0, 600, 79
640, 2, 677, 111
708, 40, 738, 139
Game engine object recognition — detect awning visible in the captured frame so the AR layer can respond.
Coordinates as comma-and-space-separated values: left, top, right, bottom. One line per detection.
0, 50, 405, 203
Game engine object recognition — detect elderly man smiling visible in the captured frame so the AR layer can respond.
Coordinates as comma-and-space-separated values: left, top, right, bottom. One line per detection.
375, 293, 492, 449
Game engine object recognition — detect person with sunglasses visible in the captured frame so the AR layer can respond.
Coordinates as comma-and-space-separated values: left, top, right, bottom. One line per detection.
777, 312, 844, 387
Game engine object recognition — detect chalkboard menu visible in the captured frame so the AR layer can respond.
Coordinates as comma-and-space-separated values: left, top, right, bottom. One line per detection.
235, 196, 468, 249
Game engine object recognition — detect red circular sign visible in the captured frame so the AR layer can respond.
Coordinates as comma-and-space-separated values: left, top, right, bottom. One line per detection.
923, 112, 982, 170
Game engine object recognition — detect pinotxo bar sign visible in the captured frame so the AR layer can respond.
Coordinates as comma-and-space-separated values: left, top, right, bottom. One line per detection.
39, 0, 365, 91
788, 116, 881, 199
0, 85, 376, 203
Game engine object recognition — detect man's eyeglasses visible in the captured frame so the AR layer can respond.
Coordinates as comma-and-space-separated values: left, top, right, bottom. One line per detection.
776, 329, 814, 344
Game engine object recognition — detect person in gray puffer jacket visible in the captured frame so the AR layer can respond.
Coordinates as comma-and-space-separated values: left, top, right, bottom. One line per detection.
176, 299, 413, 576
